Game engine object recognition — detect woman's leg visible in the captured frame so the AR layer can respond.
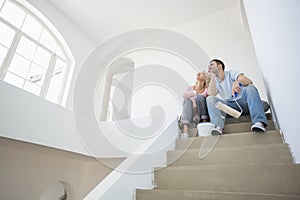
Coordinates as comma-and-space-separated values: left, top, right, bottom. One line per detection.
180, 99, 193, 137
183, 124, 189, 134
196, 94, 209, 122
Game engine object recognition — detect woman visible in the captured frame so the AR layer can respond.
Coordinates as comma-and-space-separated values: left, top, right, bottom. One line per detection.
179, 71, 209, 138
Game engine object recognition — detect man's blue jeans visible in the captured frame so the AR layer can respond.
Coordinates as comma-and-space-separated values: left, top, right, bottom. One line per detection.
206, 84, 268, 129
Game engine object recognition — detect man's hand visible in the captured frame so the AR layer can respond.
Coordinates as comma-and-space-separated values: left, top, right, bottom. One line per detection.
232, 81, 242, 97
207, 73, 218, 96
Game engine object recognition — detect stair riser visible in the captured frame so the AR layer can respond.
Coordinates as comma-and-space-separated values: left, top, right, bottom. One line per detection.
224, 120, 275, 134
155, 165, 300, 195
224, 113, 272, 124
167, 145, 293, 166
176, 130, 283, 150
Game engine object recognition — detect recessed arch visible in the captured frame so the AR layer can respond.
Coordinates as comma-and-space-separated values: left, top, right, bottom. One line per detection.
38, 181, 75, 200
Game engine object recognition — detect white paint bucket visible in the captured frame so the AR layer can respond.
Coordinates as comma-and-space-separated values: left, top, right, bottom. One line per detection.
197, 122, 215, 137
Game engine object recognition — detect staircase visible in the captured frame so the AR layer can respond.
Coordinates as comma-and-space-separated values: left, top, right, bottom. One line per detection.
136, 116, 300, 200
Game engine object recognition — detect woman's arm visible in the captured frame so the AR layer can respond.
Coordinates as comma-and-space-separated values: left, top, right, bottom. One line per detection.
183, 86, 196, 99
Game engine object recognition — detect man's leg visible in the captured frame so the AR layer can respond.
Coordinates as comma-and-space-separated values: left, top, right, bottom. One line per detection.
236, 84, 268, 132
242, 84, 268, 125
206, 96, 224, 135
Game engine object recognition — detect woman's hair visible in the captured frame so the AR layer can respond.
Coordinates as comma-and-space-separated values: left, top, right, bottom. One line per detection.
196, 71, 210, 87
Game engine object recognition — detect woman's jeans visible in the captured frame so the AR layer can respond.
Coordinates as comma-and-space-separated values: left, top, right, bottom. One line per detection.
181, 94, 209, 126
206, 84, 268, 129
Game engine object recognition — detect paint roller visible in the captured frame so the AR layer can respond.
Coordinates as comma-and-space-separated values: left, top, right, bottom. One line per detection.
215, 83, 243, 118
215, 101, 242, 118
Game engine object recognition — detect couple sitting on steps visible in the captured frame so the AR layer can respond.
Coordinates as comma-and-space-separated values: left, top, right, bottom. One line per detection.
179, 59, 269, 138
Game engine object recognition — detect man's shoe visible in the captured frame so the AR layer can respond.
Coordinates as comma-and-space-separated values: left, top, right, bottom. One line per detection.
180, 133, 189, 138
251, 122, 266, 132
211, 127, 223, 135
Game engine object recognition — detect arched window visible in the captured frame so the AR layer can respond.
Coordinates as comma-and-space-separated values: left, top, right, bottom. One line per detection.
0, 0, 74, 106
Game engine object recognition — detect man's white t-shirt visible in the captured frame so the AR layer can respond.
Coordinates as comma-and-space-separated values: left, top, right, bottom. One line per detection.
215, 70, 243, 101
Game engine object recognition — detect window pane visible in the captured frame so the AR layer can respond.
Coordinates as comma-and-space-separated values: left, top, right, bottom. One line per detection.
0, 44, 8, 66
8, 54, 31, 78
40, 29, 57, 52
33, 46, 51, 68
27, 63, 46, 86
54, 58, 66, 75
46, 59, 66, 103
21, 14, 43, 40
0, 1, 26, 28
24, 81, 41, 95
0, 21, 16, 48
16, 36, 37, 60
46, 91, 58, 103
4, 72, 25, 88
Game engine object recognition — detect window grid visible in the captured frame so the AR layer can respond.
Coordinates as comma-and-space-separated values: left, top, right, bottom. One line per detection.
0, 0, 71, 105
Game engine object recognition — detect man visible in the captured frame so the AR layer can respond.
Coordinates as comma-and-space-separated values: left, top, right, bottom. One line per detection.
206, 59, 268, 135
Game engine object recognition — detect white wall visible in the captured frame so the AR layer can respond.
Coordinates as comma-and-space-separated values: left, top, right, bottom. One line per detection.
0, 80, 88, 155
24, 1, 266, 111
0, 80, 178, 158
126, 50, 200, 119
172, 3, 267, 100
243, 0, 300, 162
0, 81, 128, 157
0, 80, 180, 199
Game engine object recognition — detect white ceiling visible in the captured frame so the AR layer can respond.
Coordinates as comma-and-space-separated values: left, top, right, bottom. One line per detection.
47, 0, 237, 43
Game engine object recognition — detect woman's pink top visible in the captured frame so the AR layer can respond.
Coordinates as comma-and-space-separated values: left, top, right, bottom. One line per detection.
183, 86, 208, 104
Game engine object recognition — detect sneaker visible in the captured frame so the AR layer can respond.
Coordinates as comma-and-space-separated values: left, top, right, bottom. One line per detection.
211, 127, 223, 135
180, 133, 189, 138
251, 122, 266, 132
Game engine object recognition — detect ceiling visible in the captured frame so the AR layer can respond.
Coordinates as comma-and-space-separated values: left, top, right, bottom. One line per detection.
46, 0, 237, 44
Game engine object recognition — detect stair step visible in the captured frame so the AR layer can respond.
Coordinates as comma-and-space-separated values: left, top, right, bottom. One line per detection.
176, 130, 283, 150
154, 164, 300, 195
224, 113, 272, 124
167, 143, 293, 166
136, 189, 300, 200
224, 120, 275, 134
187, 120, 275, 137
